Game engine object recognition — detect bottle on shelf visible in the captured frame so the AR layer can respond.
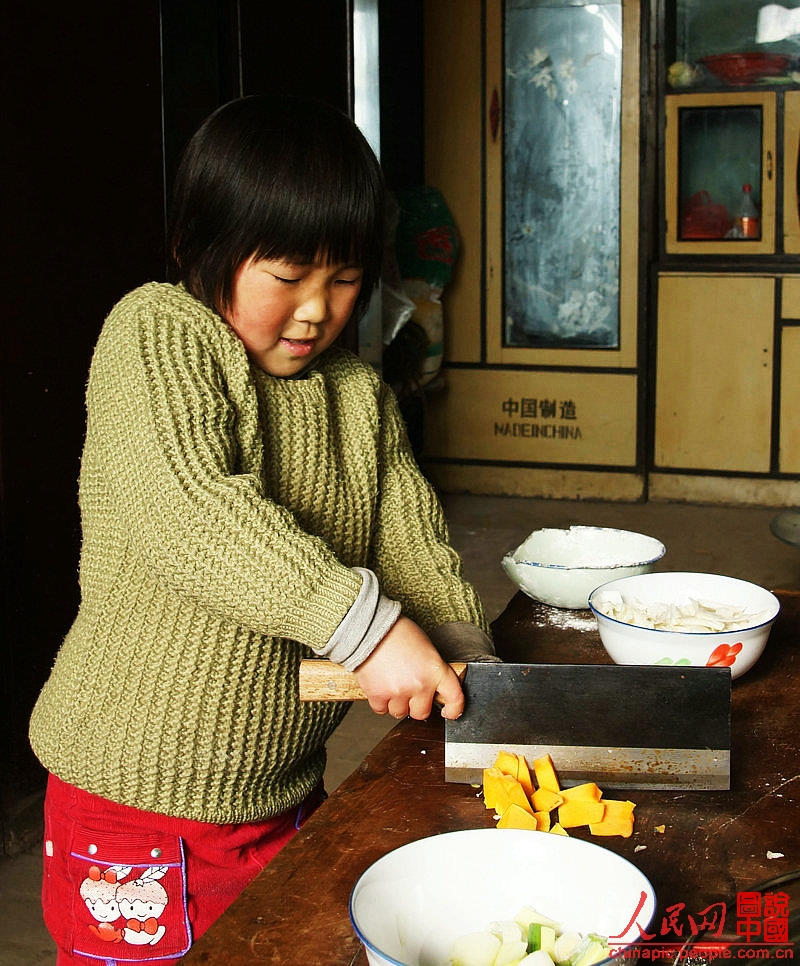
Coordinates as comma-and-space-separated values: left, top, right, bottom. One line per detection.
734, 183, 760, 239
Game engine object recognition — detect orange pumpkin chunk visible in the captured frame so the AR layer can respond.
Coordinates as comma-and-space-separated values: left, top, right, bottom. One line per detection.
532, 787, 564, 813
497, 803, 539, 831
561, 782, 603, 803
589, 800, 636, 838
516, 754, 534, 798
500, 774, 535, 815
558, 799, 605, 828
533, 753, 561, 793
493, 750, 520, 779
482, 767, 507, 811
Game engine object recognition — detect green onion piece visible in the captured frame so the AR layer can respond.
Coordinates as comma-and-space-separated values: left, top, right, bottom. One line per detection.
528, 922, 543, 952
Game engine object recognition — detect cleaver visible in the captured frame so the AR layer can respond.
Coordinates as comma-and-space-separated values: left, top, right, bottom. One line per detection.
298, 660, 731, 791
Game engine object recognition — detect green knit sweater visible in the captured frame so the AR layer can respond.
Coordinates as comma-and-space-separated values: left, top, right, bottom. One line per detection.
29, 283, 488, 823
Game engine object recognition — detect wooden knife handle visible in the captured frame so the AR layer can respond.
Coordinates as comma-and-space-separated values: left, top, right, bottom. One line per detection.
298, 659, 467, 702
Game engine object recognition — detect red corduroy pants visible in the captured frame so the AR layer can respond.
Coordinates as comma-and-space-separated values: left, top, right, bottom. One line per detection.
41, 773, 324, 965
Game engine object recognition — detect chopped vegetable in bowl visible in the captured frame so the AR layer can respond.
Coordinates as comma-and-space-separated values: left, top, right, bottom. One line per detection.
349, 827, 656, 966
593, 590, 773, 633
450, 905, 611, 966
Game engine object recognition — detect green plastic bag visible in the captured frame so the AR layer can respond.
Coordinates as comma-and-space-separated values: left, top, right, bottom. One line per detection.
394, 186, 460, 289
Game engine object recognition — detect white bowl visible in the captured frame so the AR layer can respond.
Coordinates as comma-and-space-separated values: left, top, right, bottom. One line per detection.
350, 828, 656, 966
502, 526, 666, 610
589, 571, 780, 680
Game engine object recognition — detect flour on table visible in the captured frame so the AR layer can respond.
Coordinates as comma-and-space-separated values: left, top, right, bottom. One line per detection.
536, 608, 598, 632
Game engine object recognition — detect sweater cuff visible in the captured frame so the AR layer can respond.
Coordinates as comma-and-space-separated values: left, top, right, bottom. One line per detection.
428, 621, 502, 663
317, 568, 401, 671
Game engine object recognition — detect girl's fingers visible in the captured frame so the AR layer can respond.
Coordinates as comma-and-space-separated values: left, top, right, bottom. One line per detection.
407, 692, 435, 721
434, 668, 465, 720
439, 699, 464, 720
387, 699, 409, 719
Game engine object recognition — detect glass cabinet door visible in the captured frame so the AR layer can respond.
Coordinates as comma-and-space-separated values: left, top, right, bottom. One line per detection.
502, 0, 622, 349
484, 0, 640, 367
673, 0, 800, 67
668, 0, 800, 94
665, 92, 776, 254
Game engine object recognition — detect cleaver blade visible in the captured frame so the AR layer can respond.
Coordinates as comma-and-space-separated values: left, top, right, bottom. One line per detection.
444, 662, 731, 791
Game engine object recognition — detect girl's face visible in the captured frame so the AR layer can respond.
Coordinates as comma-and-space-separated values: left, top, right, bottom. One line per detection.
225, 255, 363, 377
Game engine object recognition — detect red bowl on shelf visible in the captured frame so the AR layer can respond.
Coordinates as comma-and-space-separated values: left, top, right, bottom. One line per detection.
700, 52, 791, 86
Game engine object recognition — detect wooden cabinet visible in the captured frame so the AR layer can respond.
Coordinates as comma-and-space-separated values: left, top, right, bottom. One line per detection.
783, 92, 800, 255
779, 280, 800, 474
650, 3, 800, 502
654, 275, 773, 473
423, 0, 646, 501
421, 0, 800, 504
649, 272, 800, 505
652, 272, 800, 500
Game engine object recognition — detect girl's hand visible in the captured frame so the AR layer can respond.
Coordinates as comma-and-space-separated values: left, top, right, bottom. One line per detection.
353, 616, 465, 721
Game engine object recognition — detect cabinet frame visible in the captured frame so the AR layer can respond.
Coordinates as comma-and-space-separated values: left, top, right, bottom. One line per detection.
784, 91, 800, 254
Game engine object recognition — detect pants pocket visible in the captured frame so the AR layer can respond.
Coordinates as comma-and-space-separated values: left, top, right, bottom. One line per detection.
44, 812, 192, 962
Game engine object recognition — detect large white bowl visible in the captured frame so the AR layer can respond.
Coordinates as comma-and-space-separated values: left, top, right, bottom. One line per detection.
589, 571, 780, 680
502, 526, 666, 610
350, 828, 656, 966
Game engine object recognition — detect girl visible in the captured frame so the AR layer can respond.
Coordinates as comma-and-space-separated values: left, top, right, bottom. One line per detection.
29, 94, 496, 964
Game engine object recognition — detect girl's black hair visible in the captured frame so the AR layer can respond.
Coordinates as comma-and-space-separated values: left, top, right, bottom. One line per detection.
169, 95, 385, 321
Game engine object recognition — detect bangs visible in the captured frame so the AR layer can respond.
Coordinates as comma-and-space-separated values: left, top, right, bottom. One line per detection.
250, 150, 380, 272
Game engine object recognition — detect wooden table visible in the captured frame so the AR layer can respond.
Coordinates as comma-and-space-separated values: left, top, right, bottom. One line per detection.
185, 591, 800, 964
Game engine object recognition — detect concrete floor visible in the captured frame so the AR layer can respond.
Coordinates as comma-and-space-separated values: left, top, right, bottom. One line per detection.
3, 494, 799, 965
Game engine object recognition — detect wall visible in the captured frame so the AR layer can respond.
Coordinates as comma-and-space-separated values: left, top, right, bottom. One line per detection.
0, 0, 369, 853
2, 0, 167, 851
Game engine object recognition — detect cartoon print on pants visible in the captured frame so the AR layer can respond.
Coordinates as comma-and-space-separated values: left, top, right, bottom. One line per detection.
80, 865, 132, 943
117, 866, 170, 945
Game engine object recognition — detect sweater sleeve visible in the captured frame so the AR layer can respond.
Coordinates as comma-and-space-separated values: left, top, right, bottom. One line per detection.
84, 288, 361, 648
367, 382, 493, 643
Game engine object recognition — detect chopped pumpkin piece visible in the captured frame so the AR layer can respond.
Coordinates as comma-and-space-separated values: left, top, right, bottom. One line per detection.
493, 750, 520, 779
516, 754, 534, 798
500, 774, 536, 815
608, 799, 636, 816
560, 782, 603, 803
497, 803, 540, 831
558, 799, 605, 828
482, 750, 637, 840
532, 787, 564, 813
533, 753, 561, 793
589, 800, 636, 838
482, 767, 507, 811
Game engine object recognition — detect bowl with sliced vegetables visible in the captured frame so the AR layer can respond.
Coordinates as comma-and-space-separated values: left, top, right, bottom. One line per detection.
349, 827, 655, 966
589, 571, 780, 680
502, 526, 666, 610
